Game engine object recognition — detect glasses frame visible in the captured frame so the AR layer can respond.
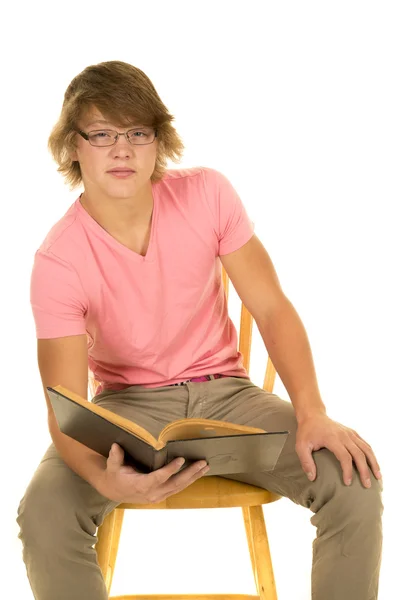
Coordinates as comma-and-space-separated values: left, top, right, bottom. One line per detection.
76, 127, 158, 147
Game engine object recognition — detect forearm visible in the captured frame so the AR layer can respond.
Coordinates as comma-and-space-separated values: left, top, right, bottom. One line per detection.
256, 297, 326, 422
48, 413, 107, 493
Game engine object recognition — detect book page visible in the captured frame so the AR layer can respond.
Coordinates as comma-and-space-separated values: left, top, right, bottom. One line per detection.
159, 418, 266, 443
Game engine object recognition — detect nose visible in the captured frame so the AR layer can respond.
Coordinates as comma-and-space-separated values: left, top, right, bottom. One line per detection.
112, 133, 134, 157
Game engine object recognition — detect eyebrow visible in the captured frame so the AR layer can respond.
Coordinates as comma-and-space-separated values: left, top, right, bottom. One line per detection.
85, 119, 143, 128
86, 119, 112, 127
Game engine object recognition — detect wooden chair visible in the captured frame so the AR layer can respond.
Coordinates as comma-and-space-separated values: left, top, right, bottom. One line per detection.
93, 266, 281, 600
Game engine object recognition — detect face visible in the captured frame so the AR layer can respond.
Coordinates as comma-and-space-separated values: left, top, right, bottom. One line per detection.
70, 107, 158, 201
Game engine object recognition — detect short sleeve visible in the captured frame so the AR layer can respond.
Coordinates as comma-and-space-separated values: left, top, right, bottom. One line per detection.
30, 250, 88, 339
202, 167, 255, 256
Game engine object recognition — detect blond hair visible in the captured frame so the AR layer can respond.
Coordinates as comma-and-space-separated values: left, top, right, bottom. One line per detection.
48, 60, 185, 189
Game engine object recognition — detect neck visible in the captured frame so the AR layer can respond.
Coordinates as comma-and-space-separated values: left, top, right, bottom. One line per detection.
80, 182, 154, 235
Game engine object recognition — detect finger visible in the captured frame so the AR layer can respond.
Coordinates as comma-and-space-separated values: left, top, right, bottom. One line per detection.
169, 459, 209, 486
352, 437, 382, 481
149, 457, 186, 485
331, 445, 354, 485
295, 443, 317, 481
161, 462, 210, 500
346, 442, 371, 488
164, 459, 209, 488
151, 458, 206, 486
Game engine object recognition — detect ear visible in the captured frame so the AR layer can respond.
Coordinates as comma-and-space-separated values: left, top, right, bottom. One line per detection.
68, 131, 79, 162
68, 148, 78, 161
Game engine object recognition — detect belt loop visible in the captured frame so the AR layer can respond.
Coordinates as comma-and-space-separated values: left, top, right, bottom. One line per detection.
208, 374, 215, 380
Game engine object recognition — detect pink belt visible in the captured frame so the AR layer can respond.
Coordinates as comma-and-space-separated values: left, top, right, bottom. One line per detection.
169, 373, 228, 386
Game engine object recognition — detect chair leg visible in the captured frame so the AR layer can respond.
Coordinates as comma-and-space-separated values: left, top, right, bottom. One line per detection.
242, 506, 257, 585
242, 505, 277, 600
96, 508, 125, 594
108, 509, 125, 593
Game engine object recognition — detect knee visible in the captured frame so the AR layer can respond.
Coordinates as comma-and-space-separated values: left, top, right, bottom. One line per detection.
17, 470, 80, 551
18, 481, 56, 549
311, 448, 384, 523
341, 473, 383, 526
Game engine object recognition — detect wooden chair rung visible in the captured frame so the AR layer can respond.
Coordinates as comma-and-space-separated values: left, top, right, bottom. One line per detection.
109, 595, 259, 600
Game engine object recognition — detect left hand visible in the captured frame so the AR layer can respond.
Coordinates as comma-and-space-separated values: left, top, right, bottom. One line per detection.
295, 413, 382, 488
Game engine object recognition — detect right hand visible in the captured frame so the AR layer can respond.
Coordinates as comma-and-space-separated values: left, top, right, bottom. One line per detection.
99, 443, 210, 504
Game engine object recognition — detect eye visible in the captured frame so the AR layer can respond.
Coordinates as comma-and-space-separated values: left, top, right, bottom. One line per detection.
91, 130, 113, 139
128, 129, 150, 139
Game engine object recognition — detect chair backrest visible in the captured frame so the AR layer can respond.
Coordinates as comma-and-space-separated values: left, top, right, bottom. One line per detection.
89, 266, 276, 398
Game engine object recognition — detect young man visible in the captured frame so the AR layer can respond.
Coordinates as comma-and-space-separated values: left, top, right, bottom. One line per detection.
17, 61, 383, 600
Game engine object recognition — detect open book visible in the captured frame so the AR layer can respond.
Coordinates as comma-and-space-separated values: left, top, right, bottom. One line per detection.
47, 385, 289, 476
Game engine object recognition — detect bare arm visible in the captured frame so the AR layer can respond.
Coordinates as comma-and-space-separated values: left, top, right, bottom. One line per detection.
38, 335, 109, 492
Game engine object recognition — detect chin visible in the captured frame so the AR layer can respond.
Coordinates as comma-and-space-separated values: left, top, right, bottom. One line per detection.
105, 182, 139, 197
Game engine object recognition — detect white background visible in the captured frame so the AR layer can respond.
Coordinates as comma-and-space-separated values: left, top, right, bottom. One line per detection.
1, 1, 399, 598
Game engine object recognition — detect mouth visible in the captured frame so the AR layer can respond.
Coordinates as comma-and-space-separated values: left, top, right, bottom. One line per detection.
107, 169, 136, 178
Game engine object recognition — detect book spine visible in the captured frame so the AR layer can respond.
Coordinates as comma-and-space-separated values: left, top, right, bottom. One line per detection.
152, 447, 168, 471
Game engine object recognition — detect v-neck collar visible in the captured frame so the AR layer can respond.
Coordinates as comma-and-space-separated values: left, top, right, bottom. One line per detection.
75, 184, 159, 263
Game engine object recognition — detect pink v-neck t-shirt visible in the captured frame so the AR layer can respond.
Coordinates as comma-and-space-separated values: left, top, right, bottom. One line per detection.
30, 166, 255, 392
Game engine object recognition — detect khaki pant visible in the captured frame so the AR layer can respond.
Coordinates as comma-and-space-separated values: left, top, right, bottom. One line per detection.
17, 376, 383, 599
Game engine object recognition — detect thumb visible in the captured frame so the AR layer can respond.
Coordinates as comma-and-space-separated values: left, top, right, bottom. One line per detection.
107, 443, 124, 471
296, 443, 317, 481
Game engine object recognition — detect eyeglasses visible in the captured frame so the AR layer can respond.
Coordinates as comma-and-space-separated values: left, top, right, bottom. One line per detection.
76, 127, 158, 147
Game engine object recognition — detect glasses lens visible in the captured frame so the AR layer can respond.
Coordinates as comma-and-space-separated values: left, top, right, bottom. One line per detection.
126, 127, 155, 145
88, 130, 116, 146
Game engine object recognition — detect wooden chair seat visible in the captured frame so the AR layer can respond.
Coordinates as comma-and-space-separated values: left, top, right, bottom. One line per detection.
94, 266, 282, 599
118, 476, 281, 510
